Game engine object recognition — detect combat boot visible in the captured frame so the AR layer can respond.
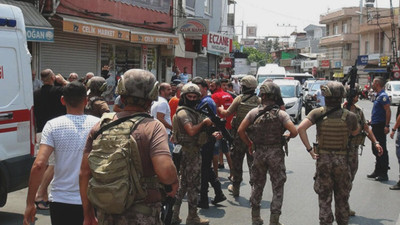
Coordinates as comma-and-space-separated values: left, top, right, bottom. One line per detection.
228, 184, 239, 197
186, 206, 209, 225
269, 213, 283, 225
171, 203, 182, 225
251, 206, 264, 225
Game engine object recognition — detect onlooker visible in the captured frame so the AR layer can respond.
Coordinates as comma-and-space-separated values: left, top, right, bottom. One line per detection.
83, 72, 94, 85
169, 83, 184, 121
80, 69, 178, 224
171, 65, 180, 83
227, 82, 237, 99
85, 76, 110, 118
368, 77, 391, 181
151, 83, 173, 152
68, 72, 79, 82
24, 82, 100, 225
232, 77, 241, 95
314, 88, 325, 107
32, 69, 42, 92
210, 73, 216, 80
113, 95, 125, 112
180, 67, 190, 84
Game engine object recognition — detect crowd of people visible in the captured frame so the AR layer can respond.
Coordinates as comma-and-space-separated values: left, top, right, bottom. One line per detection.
23, 67, 400, 225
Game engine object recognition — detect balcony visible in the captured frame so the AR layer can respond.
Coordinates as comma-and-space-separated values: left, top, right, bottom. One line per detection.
320, 34, 359, 46
320, 7, 359, 24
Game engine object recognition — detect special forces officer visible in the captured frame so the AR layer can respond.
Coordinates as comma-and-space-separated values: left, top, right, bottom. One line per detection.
171, 83, 212, 225
218, 75, 260, 197
298, 81, 360, 225
238, 82, 297, 225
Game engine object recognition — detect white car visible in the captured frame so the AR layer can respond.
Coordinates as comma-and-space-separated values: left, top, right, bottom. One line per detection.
273, 79, 303, 123
385, 81, 400, 105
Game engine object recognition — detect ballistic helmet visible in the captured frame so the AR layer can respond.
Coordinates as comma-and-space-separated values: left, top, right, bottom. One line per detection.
345, 83, 361, 95
86, 76, 107, 93
240, 75, 257, 90
180, 83, 201, 97
258, 82, 281, 99
116, 69, 159, 101
321, 81, 346, 98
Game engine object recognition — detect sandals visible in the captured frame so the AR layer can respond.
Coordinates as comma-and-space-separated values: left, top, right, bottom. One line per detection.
34, 200, 50, 210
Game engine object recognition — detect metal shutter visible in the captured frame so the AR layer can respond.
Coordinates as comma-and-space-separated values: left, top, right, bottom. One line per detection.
196, 56, 208, 78
40, 29, 98, 78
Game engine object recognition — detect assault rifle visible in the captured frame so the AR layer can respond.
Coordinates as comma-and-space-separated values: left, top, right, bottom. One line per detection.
342, 60, 358, 110
161, 185, 175, 225
197, 103, 233, 143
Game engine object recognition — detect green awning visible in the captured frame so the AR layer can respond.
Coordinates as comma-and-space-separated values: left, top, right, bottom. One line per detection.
281, 52, 297, 60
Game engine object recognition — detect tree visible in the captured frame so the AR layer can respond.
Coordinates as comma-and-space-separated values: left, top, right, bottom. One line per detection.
243, 47, 267, 66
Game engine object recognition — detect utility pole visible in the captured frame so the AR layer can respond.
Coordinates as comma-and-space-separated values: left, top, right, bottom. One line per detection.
389, 0, 398, 65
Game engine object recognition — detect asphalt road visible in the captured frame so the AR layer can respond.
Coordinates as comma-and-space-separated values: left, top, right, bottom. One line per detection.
1, 99, 400, 225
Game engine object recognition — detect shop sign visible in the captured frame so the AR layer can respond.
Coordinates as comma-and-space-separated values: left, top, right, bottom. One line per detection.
291, 59, 302, 66
380, 56, 389, 67
280, 59, 292, 67
26, 27, 54, 42
320, 60, 330, 68
131, 33, 179, 45
142, 45, 148, 71
301, 60, 318, 69
219, 58, 232, 68
368, 53, 380, 60
177, 18, 209, 35
63, 20, 130, 41
334, 61, 342, 68
206, 32, 232, 54
357, 55, 368, 66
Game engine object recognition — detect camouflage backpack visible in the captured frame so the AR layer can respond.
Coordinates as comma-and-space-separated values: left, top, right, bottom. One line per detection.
231, 94, 259, 129
87, 112, 156, 214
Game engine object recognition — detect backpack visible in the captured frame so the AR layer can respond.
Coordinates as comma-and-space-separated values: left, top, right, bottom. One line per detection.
87, 112, 154, 214
231, 94, 259, 129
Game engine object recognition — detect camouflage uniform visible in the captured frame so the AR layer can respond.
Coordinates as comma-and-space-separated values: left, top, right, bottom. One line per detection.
97, 203, 162, 225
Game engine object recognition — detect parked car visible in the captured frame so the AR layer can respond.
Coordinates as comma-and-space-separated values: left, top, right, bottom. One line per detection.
285, 72, 315, 85
385, 81, 400, 105
273, 79, 303, 124
304, 80, 329, 115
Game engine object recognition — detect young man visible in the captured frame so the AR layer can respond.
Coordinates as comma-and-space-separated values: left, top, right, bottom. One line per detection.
24, 82, 99, 225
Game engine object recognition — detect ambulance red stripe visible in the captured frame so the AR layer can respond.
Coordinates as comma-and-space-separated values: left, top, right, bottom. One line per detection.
0, 109, 31, 125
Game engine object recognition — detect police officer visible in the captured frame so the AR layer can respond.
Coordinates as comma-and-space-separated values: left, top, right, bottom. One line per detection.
171, 83, 212, 225
238, 82, 297, 225
85, 76, 110, 117
298, 81, 360, 225
219, 75, 260, 197
343, 84, 383, 216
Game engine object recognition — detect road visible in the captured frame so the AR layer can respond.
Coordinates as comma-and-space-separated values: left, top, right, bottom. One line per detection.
1, 99, 400, 225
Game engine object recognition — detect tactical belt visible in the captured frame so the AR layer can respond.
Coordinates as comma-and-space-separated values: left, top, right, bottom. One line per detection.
255, 144, 282, 150
318, 149, 348, 155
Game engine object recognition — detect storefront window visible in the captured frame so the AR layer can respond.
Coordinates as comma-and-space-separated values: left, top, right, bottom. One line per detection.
147, 47, 158, 76
101, 43, 141, 78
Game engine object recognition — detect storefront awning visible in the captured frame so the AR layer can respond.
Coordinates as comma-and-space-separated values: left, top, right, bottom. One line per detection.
61, 14, 179, 45
0, 0, 54, 42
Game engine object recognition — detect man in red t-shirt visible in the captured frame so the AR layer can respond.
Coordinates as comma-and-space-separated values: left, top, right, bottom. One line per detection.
210, 79, 233, 178
169, 83, 183, 121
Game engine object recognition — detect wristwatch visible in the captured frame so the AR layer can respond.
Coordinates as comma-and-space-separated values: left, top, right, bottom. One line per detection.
385, 124, 390, 128
373, 142, 379, 145
392, 128, 397, 132
306, 147, 312, 152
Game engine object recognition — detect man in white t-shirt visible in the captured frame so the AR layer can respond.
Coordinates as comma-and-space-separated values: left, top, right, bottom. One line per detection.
151, 82, 174, 152
315, 89, 326, 107
24, 82, 99, 225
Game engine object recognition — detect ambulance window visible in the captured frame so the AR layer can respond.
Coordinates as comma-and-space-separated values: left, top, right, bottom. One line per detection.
0, 48, 20, 107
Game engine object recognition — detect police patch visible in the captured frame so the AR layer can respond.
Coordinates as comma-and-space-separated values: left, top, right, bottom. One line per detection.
383, 96, 387, 102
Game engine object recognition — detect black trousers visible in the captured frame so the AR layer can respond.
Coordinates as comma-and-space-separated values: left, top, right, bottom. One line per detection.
49, 202, 84, 225
371, 123, 389, 176
200, 140, 223, 199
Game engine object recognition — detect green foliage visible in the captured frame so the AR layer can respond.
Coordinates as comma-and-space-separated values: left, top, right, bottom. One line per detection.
243, 47, 267, 66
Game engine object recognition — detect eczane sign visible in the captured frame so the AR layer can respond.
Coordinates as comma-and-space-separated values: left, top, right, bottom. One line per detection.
207, 32, 232, 54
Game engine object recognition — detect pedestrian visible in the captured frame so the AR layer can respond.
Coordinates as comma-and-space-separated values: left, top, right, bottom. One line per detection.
389, 103, 400, 190
232, 77, 241, 95
314, 88, 325, 107
24, 82, 100, 225
32, 69, 42, 92
367, 77, 391, 181
238, 82, 297, 225
85, 76, 110, 118
151, 83, 173, 153
83, 72, 94, 85
227, 81, 237, 99
219, 75, 260, 197
192, 77, 227, 209
297, 81, 359, 225
343, 84, 383, 215
180, 67, 190, 84
171, 83, 212, 225
171, 65, 180, 83
210, 79, 234, 177
80, 69, 179, 225
169, 83, 183, 122
68, 72, 79, 82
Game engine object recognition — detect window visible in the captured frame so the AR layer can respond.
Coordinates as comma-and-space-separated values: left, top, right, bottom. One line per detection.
365, 41, 369, 54
205, 0, 212, 15
326, 25, 330, 36
342, 21, 348, 34
186, 0, 195, 9
333, 23, 338, 35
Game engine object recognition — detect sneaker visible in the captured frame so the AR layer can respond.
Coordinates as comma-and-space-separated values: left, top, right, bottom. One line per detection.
211, 194, 226, 205
367, 172, 377, 178
218, 164, 225, 169
390, 181, 400, 190
375, 175, 388, 181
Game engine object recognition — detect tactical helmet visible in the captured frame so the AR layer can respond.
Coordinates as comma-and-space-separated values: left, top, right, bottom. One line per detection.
86, 76, 107, 93
240, 75, 257, 90
180, 83, 201, 97
116, 69, 159, 101
345, 83, 361, 95
321, 81, 346, 98
258, 82, 281, 99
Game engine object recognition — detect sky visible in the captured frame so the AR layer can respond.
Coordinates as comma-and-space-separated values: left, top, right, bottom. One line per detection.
234, 0, 399, 38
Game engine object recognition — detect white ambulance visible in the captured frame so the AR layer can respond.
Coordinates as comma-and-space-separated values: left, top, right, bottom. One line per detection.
0, 4, 35, 207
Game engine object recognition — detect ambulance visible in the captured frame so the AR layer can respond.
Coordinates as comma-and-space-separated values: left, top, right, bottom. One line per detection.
0, 3, 35, 207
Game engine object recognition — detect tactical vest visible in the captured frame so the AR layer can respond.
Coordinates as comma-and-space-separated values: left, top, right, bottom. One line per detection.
88, 113, 159, 214
172, 106, 206, 147
349, 105, 366, 147
250, 107, 283, 146
232, 94, 259, 129
317, 108, 350, 154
